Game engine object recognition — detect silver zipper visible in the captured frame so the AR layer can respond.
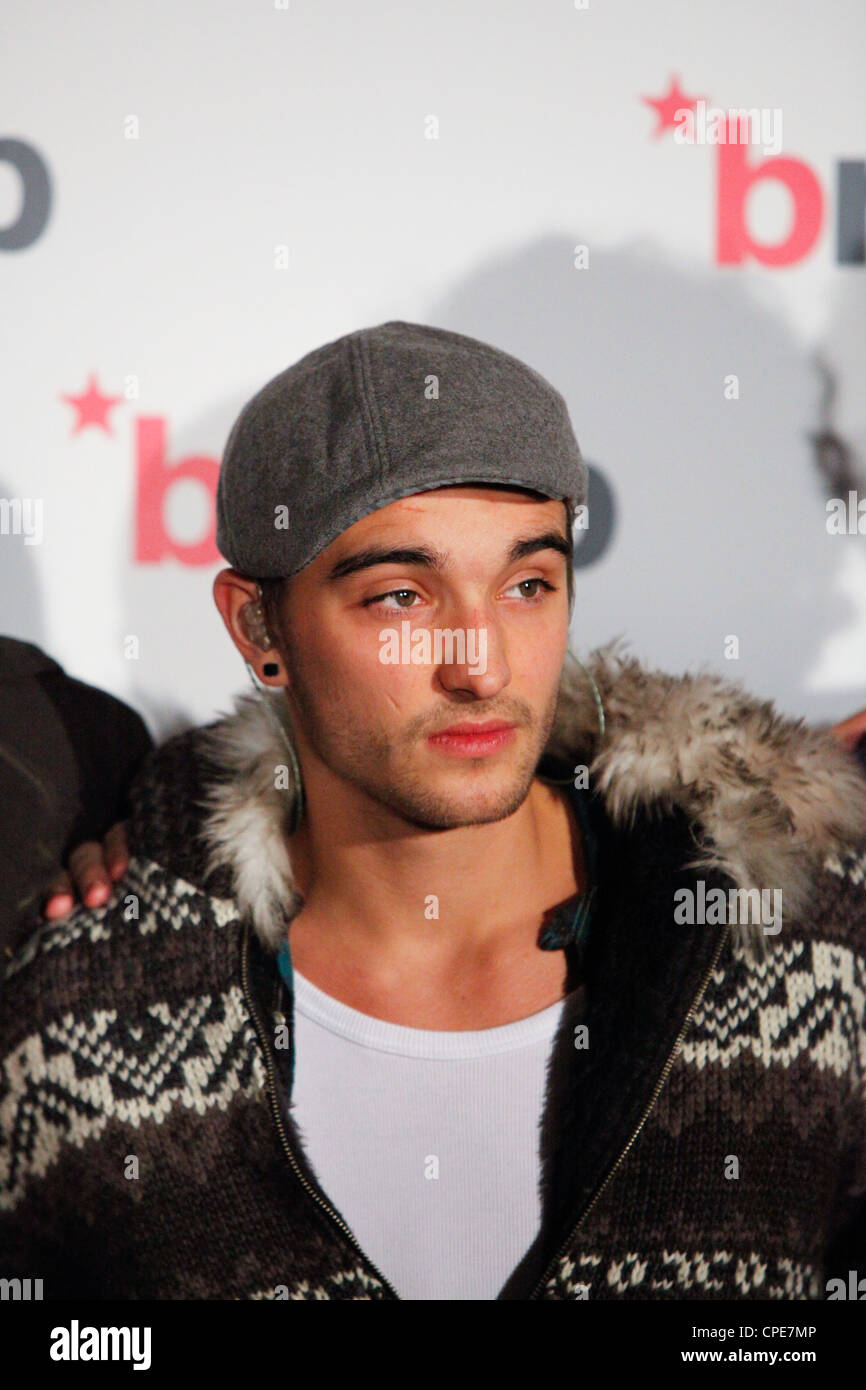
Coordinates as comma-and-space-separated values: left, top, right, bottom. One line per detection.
240, 924, 401, 1301
527, 922, 730, 1300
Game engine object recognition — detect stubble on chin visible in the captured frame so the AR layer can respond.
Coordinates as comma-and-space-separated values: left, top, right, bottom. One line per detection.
325, 694, 559, 831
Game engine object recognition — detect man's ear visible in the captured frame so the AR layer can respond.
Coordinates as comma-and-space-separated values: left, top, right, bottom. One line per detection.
212, 569, 287, 686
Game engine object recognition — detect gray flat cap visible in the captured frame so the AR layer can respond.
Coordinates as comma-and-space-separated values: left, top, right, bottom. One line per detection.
216, 319, 586, 578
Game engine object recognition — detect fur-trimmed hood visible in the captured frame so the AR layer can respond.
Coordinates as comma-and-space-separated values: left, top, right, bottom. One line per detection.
194, 638, 866, 957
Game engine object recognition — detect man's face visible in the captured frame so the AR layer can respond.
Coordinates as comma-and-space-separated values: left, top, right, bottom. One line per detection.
275, 487, 572, 830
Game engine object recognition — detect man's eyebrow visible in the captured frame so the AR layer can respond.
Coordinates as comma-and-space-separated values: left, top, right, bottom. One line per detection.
325, 531, 570, 582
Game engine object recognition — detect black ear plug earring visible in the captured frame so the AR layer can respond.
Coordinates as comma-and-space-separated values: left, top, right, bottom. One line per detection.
241, 589, 281, 679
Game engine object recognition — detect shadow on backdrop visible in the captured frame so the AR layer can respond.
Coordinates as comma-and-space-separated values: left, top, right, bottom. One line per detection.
431, 234, 866, 722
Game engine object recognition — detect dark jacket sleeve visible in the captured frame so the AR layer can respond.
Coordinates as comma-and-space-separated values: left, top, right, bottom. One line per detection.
35, 669, 153, 851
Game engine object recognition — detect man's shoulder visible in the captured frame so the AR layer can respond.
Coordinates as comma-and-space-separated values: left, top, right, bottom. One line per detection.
123, 701, 276, 898
0, 853, 244, 1050
807, 839, 866, 955
582, 770, 866, 973
562, 645, 866, 963
125, 717, 222, 872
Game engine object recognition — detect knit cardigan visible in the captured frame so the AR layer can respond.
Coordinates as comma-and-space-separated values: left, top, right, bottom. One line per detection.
2, 641, 866, 1301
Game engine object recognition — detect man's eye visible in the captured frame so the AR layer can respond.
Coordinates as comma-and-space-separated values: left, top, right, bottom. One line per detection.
362, 579, 555, 611
505, 578, 556, 600
362, 589, 420, 610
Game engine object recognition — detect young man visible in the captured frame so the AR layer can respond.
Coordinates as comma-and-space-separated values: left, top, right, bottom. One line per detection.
2, 320, 865, 1301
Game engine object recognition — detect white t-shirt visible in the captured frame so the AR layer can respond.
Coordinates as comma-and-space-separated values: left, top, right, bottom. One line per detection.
289, 967, 584, 1300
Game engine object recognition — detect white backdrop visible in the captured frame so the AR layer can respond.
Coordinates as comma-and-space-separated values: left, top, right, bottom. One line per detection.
2, 0, 865, 741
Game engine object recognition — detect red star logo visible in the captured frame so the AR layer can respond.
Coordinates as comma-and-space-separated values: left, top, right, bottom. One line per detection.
641, 75, 706, 137
61, 371, 125, 434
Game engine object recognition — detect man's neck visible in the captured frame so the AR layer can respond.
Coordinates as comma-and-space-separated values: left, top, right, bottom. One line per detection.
282, 774, 585, 1027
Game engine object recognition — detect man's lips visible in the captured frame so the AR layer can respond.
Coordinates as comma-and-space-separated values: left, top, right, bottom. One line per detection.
426, 720, 519, 758
432, 720, 517, 735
